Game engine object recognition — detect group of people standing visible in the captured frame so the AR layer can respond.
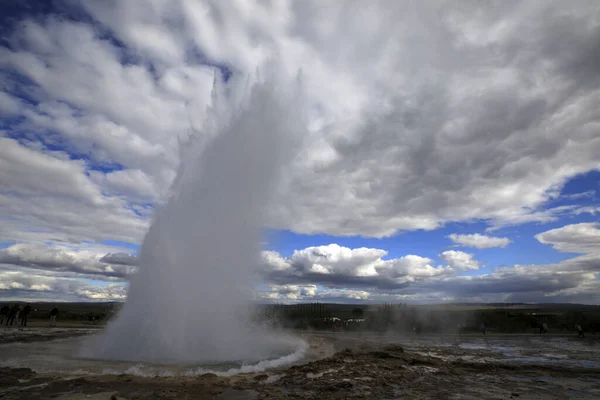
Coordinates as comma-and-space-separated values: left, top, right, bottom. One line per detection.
0, 304, 59, 327
1, 304, 31, 327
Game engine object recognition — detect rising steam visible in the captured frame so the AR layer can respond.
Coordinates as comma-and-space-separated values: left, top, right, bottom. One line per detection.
82, 70, 307, 363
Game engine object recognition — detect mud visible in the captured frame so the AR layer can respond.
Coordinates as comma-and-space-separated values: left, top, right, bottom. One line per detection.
1, 332, 599, 399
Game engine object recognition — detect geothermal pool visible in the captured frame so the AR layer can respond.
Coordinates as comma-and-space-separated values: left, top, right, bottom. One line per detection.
341, 332, 600, 369
2, 331, 600, 399
0, 329, 314, 377
2, 330, 598, 377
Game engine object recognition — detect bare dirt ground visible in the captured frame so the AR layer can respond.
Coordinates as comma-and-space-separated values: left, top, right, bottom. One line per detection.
1, 328, 599, 399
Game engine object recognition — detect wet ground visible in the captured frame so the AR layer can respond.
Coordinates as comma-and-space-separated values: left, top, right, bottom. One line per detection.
336, 332, 600, 370
1, 327, 599, 399
0, 326, 96, 344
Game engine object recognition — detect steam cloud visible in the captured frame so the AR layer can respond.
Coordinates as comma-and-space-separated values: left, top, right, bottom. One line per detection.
82, 71, 306, 363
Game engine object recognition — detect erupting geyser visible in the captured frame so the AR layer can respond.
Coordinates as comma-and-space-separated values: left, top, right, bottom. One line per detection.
82, 72, 306, 364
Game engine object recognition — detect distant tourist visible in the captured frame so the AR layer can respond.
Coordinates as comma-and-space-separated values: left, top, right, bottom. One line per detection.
50, 307, 59, 327
20, 304, 32, 327
480, 322, 486, 335
5, 304, 21, 327
575, 324, 585, 338
542, 322, 548, 334
0, 304, 9, 324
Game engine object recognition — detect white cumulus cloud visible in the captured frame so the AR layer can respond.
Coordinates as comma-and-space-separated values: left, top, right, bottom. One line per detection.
448, 233, 512, 249
440, 250, 480, 271
535, 223, 600, 254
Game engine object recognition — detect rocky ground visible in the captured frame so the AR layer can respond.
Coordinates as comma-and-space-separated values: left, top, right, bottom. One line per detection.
1, 332, 600, 399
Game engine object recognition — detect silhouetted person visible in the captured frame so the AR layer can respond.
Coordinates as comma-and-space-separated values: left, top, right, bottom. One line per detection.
6, 304, 20, 327
20, 304, 32, 327
542, 322, 548, 334
480, 322, 486, 335
0, 304, 9, 324
576, 323, 585, 338
50, 307, 59, 327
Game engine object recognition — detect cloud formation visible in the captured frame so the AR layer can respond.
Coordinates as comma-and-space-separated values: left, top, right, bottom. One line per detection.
439, 250, 480, 271
448, 233, 511, 249
0, 138, 149, 244
535, 223, 600, 254
257, 238, 600, 304
0, 243, 137, 281
1, 1, 599, 243
99, 253, 139, 266
0, 270, 127, 302
261, 244, 470, 291
257, 285, 370, 304
1, 1, 599, 303
0, 232, 598, 303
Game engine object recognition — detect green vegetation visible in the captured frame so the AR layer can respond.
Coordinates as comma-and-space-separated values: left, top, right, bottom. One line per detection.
259, 302, 600, 333
3, 301, 599, 334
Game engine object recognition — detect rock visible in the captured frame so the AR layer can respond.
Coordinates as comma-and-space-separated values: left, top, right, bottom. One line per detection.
336, 380, 354, 388
199, 373, 218, 379
216, 389, 259, 400
368, 351, 396, 359
333, 349, 354, 360
253, 374, 269, 382
0, 367, 35, 385
0, 375, 19, 386
382, 344, 404, 353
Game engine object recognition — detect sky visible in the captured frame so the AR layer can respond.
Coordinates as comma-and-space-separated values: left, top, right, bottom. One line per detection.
0, 0, 599, 304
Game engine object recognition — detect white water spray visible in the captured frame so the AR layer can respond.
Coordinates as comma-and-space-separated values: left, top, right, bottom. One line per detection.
82, 71, 306, 364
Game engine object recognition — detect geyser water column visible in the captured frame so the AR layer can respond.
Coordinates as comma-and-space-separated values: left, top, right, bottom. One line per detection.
82, 74, 306, 363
